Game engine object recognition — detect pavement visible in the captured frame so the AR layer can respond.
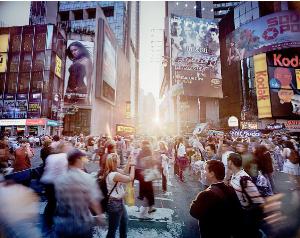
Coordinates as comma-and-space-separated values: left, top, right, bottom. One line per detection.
28, 147, 300, 238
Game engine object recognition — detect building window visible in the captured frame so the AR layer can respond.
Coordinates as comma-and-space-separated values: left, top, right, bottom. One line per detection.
18, 73, 30, 93
6, 73, 18, 93
9, 54, 20, 72
33, 52, 45, 71
73, 9, 83, 20
0, 73, 5, 93
20, 53, 32, 72
87, 8, 96, 19
22, 34, 34, 52
34, 33, 46, 51
11, 35, 21, 52
31, 72, 43, 93
60, 11, 70, 21
102, 6, 114, 18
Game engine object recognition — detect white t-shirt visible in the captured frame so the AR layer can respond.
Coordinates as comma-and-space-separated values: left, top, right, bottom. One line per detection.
106, 172, 125, 199
41, 153, 68, 184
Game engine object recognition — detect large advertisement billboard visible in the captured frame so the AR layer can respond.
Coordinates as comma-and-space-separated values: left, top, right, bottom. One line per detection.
96, 18, 117, 105
267, 48, 300, 118
64, 40, 94, 105
170, 14, 222, 98
227, 11, 300, 65
254, 53, 272, 119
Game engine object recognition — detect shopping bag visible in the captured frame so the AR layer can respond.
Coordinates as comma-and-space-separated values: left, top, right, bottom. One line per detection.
125, 182, 135, 206
144, 168, 161, 182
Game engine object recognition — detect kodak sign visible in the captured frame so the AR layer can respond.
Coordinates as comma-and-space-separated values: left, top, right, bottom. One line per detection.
273, 54, 300, 68
254, 54, 272, 118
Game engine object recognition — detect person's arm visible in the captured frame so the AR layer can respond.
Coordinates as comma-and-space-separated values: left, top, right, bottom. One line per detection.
26, 144, 34, 158
113, 166, 135, 183
190, 192, 211, 220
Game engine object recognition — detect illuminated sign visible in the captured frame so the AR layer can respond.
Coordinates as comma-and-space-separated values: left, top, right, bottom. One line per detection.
0, 53, 8, 72
55, 55, 62, 78
254, 54, 272, 118
116, 124, 135, 135
227, 11, 300, 64
0, 34, 9, 52
263, 13, 300, 41
273, 54, 300, 68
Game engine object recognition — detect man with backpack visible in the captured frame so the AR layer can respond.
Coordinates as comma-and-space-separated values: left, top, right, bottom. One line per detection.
227, 153, 265, 238
190, 160, 243, 238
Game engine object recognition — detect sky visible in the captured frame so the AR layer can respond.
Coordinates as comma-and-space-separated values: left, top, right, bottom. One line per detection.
139, 1, 165, 101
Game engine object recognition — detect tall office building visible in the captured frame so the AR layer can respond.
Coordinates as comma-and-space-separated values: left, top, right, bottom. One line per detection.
0, 24, 66, 135
56, 2, 140, 136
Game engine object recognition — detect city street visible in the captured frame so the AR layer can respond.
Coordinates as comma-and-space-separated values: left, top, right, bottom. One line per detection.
29, 147, 300, 238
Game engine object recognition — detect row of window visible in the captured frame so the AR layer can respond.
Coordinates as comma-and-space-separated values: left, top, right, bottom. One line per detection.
214, 2, 240, 8
0, 70, 58, 94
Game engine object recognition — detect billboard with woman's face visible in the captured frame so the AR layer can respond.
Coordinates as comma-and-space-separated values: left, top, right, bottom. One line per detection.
64, 40, 94, 105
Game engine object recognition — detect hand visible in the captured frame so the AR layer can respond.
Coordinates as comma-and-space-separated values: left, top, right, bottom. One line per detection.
94, 214, 107, 226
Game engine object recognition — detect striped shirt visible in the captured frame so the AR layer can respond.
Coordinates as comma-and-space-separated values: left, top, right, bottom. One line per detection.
230, 169, 264, 208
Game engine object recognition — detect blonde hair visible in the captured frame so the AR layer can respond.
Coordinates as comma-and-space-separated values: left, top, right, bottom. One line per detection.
159, 141, 168, 153
104, 153, 119, 176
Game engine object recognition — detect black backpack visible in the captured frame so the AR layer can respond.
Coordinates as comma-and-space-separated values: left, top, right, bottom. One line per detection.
98, 175, 117, 213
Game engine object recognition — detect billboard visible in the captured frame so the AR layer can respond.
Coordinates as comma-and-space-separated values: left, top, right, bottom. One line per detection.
0, 34, 9, 52
96, 18, 117, 105
267, 48, 300, 118
0, 53, 8, 73
227, 11, 300, 65
254, 53, 272, 118
64, 40, 94, 105
170, 14, 222, 98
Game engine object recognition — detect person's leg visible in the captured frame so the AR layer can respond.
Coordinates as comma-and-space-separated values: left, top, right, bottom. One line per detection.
119, 203, 129, 238
144, 181, 155, 209
106, 200, 122, 238
44, 183, 56, 229
162, 168, 167, 192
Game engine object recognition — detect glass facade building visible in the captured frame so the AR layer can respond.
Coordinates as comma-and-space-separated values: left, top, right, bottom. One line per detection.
0, 25, 66, 120
58, 1, 126, 49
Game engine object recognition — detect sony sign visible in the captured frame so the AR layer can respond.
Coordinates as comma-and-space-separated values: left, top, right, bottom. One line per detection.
263, 12, 300, 41
273, 54, 300, 68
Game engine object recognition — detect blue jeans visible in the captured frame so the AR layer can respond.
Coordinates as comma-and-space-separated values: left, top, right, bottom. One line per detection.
106, 199, 128, 238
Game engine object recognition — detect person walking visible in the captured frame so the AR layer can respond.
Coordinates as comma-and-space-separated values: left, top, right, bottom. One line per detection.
54, 149, 103, 238
177, 137, 188, 182
227, 153, 265, 238
135, 140, 156, 214
40, 142, 72, 231
190, 160, 243, 238
104, 153, 135, 238
158, 141, 169, 193
13, 138, 34, 173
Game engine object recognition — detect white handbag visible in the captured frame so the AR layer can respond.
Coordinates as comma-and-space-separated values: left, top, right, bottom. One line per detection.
144, 167, 161, 182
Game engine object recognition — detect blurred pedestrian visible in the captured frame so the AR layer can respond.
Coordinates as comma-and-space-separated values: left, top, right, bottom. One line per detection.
54, 149, 104, 238
41, 142, 72, 231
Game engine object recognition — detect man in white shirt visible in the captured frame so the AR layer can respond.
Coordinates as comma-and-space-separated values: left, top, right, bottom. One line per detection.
227, 153, 264, 238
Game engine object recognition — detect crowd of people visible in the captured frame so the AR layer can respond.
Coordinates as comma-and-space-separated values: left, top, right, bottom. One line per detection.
0, 130, 299, 238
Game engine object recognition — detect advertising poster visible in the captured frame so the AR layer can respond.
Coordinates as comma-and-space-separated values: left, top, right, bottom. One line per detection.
0, 53, 8, 73
64, 40, 94, 105
170, 14, 222, 98
101, 33, 117, 103
0, 34, 9, 52
254, 53, 272, 118
55, 55, 62, 78
3, 100, 15, 119
227, 11, 300, 65
28, 93, 41, 118
267, 48, 300, 118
